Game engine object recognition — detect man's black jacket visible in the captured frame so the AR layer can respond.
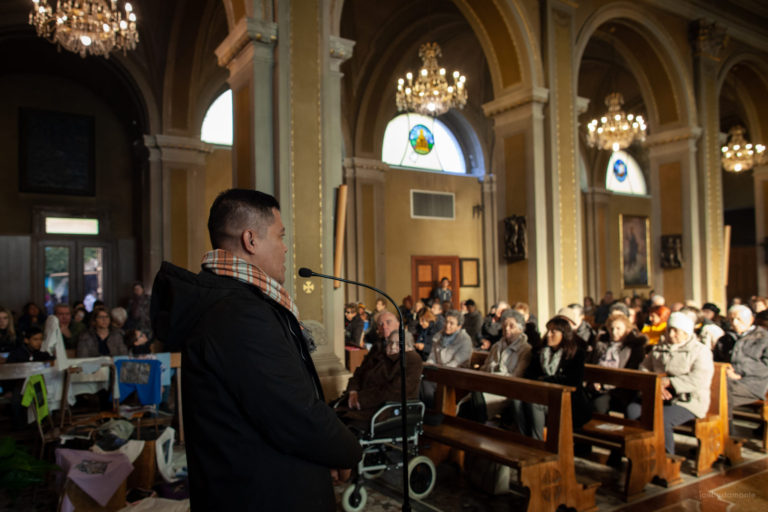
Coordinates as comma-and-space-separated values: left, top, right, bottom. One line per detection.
151, 262, 361, 511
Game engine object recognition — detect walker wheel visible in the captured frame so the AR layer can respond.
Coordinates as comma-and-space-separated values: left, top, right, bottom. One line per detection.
407, 455, 436, 499
341, 484, 368, 512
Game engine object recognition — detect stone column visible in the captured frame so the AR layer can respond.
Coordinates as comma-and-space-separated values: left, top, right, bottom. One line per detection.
754, 164, 768, 296
544, 0, 583, 311
693, 20, 728, 307
482, 86, 551, 321
342, 158, 387, 307
143, 135, 212, 272
142, 138, 164, 288
215, 16, 277, 194
479, 173, 498, 309
582, 187, 611, 299
646, 128, 703, 303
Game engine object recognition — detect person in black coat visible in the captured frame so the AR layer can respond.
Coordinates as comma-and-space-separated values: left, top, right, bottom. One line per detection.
151, 189, 361, 512
514, 315, 592, 440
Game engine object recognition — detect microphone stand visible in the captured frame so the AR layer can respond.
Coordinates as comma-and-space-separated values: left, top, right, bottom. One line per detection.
299, 268, 412, 511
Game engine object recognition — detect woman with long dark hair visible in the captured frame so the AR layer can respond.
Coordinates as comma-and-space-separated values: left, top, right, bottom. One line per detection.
516, 315, 592, 440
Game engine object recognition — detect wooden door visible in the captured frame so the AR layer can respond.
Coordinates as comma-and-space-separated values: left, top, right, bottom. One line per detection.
411, 256, 460, 310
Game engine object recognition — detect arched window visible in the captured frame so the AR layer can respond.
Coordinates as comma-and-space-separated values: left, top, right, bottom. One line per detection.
382, 113, 467, 174
605, 150, 647, 195
201, 90, 233, 146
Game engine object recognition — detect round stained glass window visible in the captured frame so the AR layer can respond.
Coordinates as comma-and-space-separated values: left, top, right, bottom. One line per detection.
613, 159, 628, 182
409, 124, 434, 155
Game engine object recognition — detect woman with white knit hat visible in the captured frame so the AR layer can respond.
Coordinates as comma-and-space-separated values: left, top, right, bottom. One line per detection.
628, 311, 714, 455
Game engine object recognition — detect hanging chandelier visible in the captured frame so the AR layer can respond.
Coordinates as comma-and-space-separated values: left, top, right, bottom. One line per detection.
29, 0, 139, 59
395, 42, 467, 117
586, 92, 647, 152
721, 125, 766, 173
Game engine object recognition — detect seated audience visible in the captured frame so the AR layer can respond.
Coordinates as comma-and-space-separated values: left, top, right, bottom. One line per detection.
334, 311, 422, 426
76, 307, 128, 357
414, 308, 437, 361
588, 312, 646, 414
0, 307, 19, 352
125, 328, 153, 356
751, 296, 768, 314
516, 316, 591, 440
432, 277, 452, 305
559, 304, 596, 352
111, 307, 128, 332
17, 302, 44, 337
513, 302, 541, 350
583, 296, 596, 324
462, 299, 483, 343
6, 326, 54, 363
695, 304, 725, 350
427, 310, 473, 368
478, 301, 510, 349
53, 303, 85, 350
480, 310, 533, 421
399, 295, 414, 328
642, 304, 670, 347
371, 297, 388, 327
343, 302, 358, 345
430, 300, 446, 334
126, 281, 151, 332
629, 312, 714, 455
594, 291, 614, 326
723, 305, 768, 431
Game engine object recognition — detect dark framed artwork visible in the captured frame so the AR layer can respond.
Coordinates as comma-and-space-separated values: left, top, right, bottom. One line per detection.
503, 215, 527, 262
460, 258, 480, 287
661, 235, 683, 269
18, 108, 95, 196
619, 214, 651, 288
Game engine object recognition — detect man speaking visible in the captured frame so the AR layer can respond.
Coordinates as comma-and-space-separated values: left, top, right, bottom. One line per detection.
151, 189, 361, 510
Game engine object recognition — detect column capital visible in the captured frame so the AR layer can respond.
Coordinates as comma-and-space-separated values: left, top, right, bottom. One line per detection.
482, 86, 549, 118
144, 134, 213, 167
329, 35, 355, 72
646, 126, 702, 157
343, 158, 388, 182
215, 17, 278, 68
691, 19, 728, 62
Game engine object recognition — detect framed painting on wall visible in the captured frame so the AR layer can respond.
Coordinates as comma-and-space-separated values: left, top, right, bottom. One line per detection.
18, 108, 95, 196
619, 214, 651, 288
460, 258, 480, 287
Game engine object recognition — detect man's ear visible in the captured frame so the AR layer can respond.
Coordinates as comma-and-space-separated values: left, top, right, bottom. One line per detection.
241, 229, 258, 255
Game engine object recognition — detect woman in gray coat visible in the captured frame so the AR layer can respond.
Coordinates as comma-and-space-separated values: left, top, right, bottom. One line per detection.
628, 312, 714, 454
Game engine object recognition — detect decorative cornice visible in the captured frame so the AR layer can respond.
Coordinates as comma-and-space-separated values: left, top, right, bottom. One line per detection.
482, 86, 549, 117
575, 96, 590, 115
215, 17, 278, 68
329, 35, 355, 63
343, 157, 388, 182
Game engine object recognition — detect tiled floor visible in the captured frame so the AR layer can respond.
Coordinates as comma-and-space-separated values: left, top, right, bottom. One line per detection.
335, 421, 768, 511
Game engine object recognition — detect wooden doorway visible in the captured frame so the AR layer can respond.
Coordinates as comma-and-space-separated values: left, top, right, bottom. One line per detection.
411, 256, 460, 310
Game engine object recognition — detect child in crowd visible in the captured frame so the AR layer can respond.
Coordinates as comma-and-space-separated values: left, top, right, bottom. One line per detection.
6, 326, 54, 363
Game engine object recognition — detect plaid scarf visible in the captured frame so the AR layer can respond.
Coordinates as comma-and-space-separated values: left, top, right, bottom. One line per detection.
201, 249, 299, 319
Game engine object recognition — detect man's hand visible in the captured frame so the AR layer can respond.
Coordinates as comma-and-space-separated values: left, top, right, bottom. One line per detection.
348, 390, 361, 410
480, 339, 491, 350
726, 367, 742, 380
414, 342, 424, 351
660, 377, 673, 400
330, 468, 351, 484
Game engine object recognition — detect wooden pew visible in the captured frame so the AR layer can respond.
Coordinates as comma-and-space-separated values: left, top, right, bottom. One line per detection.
674, 362, 743, 475
733, 389, 768, 452
422, 365, 598, 512
575, 365, 682, 501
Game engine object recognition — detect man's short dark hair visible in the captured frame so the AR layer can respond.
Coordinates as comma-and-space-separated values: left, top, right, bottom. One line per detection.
208, 189, 280, 249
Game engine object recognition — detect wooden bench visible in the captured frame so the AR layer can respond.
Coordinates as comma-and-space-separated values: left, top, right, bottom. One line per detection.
673, 362, 743, 474
733, 388, 768, 452
576, 365, 682, 501
422, 365, 598, 512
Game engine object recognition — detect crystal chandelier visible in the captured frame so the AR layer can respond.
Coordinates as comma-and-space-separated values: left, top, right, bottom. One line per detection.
586, 92, 647, 152
395, 42, 467, 116
721, 125, 766, 173
29, 0, 139, 59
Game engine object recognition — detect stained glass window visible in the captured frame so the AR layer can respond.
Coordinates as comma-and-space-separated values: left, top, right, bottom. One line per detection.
382, 113, 466, 173
605, 150, 647, 195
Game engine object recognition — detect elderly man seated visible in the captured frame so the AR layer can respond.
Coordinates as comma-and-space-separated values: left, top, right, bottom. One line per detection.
723, 305, 768, 432
334, 311, 422, 428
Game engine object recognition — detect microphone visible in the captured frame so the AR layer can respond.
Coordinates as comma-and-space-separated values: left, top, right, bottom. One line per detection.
298, 267, 413, 511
